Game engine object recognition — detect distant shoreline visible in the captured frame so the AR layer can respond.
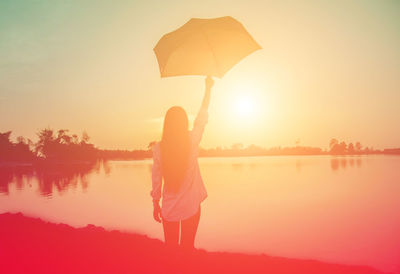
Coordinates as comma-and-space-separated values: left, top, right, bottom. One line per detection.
2, 129, 399, 164
1, 152, 400, 166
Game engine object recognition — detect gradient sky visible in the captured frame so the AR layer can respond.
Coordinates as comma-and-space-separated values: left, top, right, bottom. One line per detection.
1, 0, 399, 150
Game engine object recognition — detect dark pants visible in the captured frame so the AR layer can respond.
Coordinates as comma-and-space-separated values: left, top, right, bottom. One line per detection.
162, 206, 201, 250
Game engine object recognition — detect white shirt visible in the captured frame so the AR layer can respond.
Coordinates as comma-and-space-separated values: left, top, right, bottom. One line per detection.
151, 108, 208, 221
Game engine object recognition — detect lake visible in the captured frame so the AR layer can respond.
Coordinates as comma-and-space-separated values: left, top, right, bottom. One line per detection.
1, 155, 399, 273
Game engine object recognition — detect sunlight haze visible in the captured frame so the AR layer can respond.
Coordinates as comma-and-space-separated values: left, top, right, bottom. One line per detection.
1, 0, 399, 150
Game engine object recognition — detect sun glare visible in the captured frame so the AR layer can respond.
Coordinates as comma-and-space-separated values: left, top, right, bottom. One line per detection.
222, 81, 268, 130
236, 95, 255, 117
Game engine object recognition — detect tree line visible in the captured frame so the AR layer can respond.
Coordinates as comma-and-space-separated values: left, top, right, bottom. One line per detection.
328, 138, 377, 155
1, 129, 399, 163
0, 129, 97, 163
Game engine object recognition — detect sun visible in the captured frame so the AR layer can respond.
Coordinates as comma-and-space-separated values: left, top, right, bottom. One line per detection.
234, 94, 257, 120
222, 80, 266, 129
236, 95, 255, 117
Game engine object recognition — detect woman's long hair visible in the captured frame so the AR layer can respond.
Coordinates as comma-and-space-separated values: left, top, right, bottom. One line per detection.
160, 106, 190, 193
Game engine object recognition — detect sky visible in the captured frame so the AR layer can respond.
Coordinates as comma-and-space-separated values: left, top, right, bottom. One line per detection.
1, 0, 399, 150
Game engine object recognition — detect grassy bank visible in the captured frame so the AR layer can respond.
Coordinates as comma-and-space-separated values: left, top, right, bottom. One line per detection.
0, 213, 388, 274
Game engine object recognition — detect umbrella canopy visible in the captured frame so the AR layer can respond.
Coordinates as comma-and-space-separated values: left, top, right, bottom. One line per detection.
154, 16, 261, 78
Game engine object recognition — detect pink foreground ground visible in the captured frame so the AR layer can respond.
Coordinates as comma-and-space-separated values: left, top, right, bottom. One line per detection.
0, 213, 387, 274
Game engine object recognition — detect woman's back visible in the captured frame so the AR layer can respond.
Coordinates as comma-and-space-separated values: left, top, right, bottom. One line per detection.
151, 108, 208, 222
151, 76, 214, 249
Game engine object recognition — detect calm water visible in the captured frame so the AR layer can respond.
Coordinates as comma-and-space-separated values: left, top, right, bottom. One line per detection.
1, 156, 400, 273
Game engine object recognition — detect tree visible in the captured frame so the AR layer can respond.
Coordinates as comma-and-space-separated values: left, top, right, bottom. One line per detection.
16, 136, 25, 144
35, 128, 55, 158
82, 131, 90, 144
329, 139, 347, 155
348, 143, 355, 154
57, 129, 71, 145
231, 143, 243, 150
0, 131, 13, 161
338, 141, 347, 153
14, 136, 35, 161
0, 132, 34, 161
72, 134, 79, 144
355, 142, 362, 152
329, 138, 338, 151
35, 128, 97, 161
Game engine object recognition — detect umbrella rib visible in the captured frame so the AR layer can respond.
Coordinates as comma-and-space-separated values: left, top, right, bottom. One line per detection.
201, 30, 221, 77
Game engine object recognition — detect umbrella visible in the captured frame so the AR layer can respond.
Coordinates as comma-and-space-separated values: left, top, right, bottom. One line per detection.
154, 16, 261, 78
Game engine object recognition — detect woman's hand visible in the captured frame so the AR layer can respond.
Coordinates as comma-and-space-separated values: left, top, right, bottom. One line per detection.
153, 200, 162, 223
205, 76, 214, 90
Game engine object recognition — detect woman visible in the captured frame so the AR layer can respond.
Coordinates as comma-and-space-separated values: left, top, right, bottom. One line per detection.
151, 76, 214, 250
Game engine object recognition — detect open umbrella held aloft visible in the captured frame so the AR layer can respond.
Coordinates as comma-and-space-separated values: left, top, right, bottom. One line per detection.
154, 16, 261, 78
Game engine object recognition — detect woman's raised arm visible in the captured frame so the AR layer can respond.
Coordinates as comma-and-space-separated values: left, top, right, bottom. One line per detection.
191, 76, 214, 145
200, 76, 214, 111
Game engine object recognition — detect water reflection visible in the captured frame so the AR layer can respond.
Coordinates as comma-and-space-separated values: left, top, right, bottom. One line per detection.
296, 159, 302, 172
0, 156, 399, 273
232, 163, 244, 171
0, 161, 108, 197
330, 157, 362, 171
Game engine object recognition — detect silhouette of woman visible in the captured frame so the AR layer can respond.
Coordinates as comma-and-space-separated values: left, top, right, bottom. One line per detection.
151, 76, 214, 250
